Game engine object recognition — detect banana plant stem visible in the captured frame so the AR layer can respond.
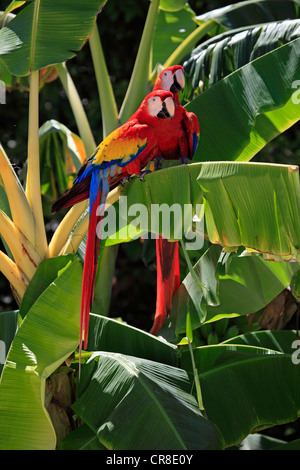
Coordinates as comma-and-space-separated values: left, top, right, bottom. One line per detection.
48, 200, 89, 258
186, 337, 204, 411
62, 186, 121, 255
118, 0, 160, 124
25, 70, 48, 259
180, 239, 206, 292
89, 24, 119, 137
163, 20, 215, 69
56, 62, 96, 157
49, 185, 121, 257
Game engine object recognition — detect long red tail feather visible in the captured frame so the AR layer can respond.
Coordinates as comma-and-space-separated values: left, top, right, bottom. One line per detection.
151, 236, 180, 335
79, 181, 107, 372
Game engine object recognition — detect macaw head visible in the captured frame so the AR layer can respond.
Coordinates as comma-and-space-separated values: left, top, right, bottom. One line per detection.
154, 65, 185, 95
136, 90, 175, 125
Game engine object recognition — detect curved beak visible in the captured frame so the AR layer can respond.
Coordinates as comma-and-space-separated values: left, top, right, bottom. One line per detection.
170, 68, 185, 93
157, 97, 175, 119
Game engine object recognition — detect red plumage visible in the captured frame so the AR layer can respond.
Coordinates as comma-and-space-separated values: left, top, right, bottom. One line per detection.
151, 65, 200, 336
51, 90, 175, 371
151, 237, 180, 335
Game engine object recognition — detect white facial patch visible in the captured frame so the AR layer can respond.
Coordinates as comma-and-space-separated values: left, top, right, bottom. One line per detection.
160, 70, 173, 92
147, 96, 163, 117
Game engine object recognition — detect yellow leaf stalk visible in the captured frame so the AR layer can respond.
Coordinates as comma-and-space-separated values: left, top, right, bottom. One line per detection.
48, 200, 89, 257
25, 70, 48, 259
50, 185, 121, 256
0, 144, 35, 245
0, 209, 41, 280
0, 250, 28, 305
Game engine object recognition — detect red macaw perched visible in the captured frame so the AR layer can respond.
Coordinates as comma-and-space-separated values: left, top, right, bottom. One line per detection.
51, 90, 175, 362
153, 65, 200, 166
150, 65, 200, 336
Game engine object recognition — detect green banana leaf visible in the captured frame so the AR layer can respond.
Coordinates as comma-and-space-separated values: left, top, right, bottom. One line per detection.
39, 120, 85, 206
195, 0, 300, 32
76, 160, 299, 338
0, 254, 82, 450
40, 120, 85, 172
72, 351, 223, 450
61, 423, 107, 450
167, 248, 299, 336
197, 162, 300, 260
158, 0, 187, 11
238, 433, 292, 450
0, 11, 25, 88
86, 312, 178, 366
185, 37, 300, 162
179, 243, 221, 328
205, 254, 299, 322
103, 161, 202, 246
152, 4, 197, 68
119, 162, 300, 259
19, 254, 80, 319
180, 330, 300, 447
291, 269, 300, 301
0, 0, 107, 76
111, 161, 299, 338
0, 2, 26, 19
184, 19, 300, 94
223, 329, 299, 352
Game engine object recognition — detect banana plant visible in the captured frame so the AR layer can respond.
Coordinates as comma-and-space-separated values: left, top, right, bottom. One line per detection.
0, 0, 299, 450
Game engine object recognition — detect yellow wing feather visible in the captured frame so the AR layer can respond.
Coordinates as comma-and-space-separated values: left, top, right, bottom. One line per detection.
90, 121, 148, 167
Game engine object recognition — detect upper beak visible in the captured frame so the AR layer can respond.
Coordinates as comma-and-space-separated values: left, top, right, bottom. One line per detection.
157, 97, 175, 119
170, 69, 185, 93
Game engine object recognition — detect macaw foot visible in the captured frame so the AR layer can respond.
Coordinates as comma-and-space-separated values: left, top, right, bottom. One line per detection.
154, 155, 163, 171
179, 155, 189, 165
120, 176, 133, 186
138, 170, 152, 181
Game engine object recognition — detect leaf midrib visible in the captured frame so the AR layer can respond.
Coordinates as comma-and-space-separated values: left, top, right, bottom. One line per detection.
102, 352, 188, 449
199, 350, 288, 378
30, 0, 40, 71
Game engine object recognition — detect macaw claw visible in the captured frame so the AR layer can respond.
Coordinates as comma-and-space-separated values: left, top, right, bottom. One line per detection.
138, 170, 152, 181
179, 155, 189, 165
120, 175, 133, 186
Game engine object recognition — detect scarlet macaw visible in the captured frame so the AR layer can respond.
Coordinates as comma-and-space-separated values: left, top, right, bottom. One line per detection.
150, 65, 200, 335
52, 90, 175, 361
153, 65, 200, 165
